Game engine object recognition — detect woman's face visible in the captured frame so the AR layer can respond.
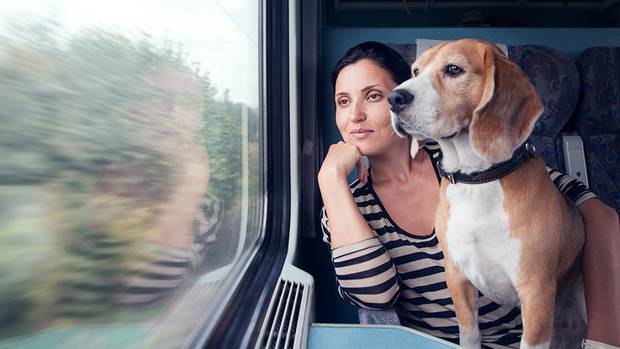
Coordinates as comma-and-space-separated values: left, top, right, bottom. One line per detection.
334, 59, 403, 156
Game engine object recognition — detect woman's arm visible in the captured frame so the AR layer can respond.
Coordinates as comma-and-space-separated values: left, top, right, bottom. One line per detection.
318, 142, 400, 309
546, 168, 620, 346
579, 199, 620, 347
320, 208, 400, 310
318, 142, 375, 248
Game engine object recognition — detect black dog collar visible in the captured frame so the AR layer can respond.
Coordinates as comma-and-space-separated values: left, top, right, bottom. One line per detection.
438, 142, 536, 185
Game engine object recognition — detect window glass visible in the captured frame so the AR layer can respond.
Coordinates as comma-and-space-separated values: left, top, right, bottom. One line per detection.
0, 0, 263, 347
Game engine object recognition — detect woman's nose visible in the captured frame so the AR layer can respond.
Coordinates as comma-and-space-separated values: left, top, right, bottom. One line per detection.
349, 100, 367, 122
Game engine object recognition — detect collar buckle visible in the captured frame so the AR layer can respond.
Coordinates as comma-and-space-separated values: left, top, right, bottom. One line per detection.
525, 142, 536, 155
446, 173, 456, 184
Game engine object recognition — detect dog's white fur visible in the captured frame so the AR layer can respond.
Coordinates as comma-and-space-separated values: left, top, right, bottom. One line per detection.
436, 134, 493, 175
445, 180, 522, 307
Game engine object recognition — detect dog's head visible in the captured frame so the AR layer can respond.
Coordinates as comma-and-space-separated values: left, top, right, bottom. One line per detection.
389, 39, 543, 163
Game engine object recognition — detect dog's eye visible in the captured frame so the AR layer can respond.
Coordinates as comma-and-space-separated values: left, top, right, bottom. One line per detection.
412, 68, 419, 77
445, 64, 464, 76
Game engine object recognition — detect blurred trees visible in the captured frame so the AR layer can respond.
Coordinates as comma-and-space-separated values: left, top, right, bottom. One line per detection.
0, 19, 258, 339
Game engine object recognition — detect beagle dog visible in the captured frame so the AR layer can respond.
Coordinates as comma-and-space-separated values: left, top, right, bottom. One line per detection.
389, 39, 585, 349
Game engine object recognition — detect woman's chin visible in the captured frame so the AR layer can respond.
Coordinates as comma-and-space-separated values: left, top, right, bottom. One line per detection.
356, 145, 377, 157
345, 139, 379, 156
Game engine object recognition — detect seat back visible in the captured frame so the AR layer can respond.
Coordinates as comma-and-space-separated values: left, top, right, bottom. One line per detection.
574, 47, 620, 212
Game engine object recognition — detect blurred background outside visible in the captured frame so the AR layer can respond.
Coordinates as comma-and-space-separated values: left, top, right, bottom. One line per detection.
0, 0, 263, 347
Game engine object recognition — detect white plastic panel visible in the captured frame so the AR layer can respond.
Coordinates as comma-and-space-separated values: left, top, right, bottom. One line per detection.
562, 133, 589, 186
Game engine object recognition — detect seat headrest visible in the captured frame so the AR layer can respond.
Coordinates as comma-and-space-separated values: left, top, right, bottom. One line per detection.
575, 47, 620, 135
509, 45, 580, 138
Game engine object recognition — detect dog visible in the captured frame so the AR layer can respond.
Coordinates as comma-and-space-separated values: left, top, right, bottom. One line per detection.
388, 39, 585, 349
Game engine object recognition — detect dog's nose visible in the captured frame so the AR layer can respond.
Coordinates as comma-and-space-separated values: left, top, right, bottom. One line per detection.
388, 89, 414, 113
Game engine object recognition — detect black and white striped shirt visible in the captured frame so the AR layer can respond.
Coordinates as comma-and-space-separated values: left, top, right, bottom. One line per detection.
320, 142, 595, 348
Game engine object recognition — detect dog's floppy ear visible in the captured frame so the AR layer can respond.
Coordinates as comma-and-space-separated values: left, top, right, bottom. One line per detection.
469, 44, 543, 163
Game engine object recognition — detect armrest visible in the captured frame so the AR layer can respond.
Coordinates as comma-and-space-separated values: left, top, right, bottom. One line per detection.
561, 132, 589, 186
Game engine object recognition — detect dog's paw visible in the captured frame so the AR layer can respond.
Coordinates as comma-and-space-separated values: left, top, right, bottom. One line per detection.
459, 325, 481, 349
519, 339, 551, 349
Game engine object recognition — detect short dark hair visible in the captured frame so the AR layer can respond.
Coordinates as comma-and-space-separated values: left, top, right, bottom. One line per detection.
331, 41, 411, 87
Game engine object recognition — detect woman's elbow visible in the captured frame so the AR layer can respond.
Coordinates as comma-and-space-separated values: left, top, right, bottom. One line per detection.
354, 284, 400, 310
368, 293, 399, 310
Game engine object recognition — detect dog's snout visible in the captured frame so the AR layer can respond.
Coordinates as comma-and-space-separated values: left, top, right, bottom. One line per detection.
388, 89, 414, 113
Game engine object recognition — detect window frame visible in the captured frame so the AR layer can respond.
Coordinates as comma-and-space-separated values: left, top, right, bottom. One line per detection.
196, 0, 291, 347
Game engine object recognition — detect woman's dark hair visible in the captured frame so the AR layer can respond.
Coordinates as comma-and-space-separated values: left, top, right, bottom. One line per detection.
331, 41, 411, 87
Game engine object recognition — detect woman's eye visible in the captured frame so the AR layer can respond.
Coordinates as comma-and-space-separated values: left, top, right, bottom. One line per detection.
337, 98, 350, 107
413, 68, 419, 77
367, 93, 382, 101
445, 64, 464, 76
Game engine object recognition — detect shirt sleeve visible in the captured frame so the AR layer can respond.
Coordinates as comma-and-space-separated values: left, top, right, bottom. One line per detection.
320, 206, 400, 309
546, 167, 597, 207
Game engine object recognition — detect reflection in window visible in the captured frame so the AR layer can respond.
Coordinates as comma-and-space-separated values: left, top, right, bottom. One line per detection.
0, 1, 262, 347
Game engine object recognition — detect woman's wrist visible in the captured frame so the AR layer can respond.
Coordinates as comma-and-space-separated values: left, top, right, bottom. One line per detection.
318, 165, 348, 185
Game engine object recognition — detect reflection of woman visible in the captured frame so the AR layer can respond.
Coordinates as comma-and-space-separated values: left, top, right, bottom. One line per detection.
318, 42, 620, 348
120, 65, 216, 306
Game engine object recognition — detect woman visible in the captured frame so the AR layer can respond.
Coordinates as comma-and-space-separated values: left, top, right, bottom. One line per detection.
318, 41, 620, 348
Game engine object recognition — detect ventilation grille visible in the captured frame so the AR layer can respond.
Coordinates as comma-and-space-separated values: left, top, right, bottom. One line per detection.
256, 265, 313, 349
261, 279, 305, 349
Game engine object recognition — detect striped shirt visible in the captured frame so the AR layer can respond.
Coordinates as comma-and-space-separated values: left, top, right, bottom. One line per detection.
320, 142, 596, 348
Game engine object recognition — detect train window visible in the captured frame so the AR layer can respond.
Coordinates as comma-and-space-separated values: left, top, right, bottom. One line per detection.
0, 0, 263, 347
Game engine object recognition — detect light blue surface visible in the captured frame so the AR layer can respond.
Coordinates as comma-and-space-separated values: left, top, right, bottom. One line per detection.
0, 325, 149, 349
308, 324, 458, 349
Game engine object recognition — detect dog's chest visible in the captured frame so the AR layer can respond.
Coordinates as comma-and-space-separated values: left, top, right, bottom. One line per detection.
444, 181, 522, 307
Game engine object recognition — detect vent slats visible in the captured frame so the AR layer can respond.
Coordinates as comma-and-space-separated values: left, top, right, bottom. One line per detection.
283, 283, 301, 349
289, 285, 303, 348
261, 279, 307, 349
274, 281, 293, 349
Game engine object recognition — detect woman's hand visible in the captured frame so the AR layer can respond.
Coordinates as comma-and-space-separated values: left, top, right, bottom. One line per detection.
317, 141, 375, 249
319, 141, 368, 182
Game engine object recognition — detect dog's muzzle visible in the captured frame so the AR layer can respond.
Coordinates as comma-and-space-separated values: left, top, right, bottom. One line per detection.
388, 89, 414, 113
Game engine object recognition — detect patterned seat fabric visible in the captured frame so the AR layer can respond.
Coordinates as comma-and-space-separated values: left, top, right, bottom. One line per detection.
389, 43, 580, 172
509, 46, 580, 172
357, 308, 401, 325
574, 47, 620, 212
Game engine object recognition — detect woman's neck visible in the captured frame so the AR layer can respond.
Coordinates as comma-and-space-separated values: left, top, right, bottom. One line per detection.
369, 139, 428, 184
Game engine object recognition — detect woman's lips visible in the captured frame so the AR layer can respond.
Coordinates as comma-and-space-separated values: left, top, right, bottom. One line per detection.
350, 129, 373, 139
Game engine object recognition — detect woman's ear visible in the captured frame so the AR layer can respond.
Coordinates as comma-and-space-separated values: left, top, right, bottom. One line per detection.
469, 44, 544, 163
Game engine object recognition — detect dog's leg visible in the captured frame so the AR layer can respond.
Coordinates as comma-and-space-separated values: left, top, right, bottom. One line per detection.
519, 281, 556, 349
444, 257, 480, 349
